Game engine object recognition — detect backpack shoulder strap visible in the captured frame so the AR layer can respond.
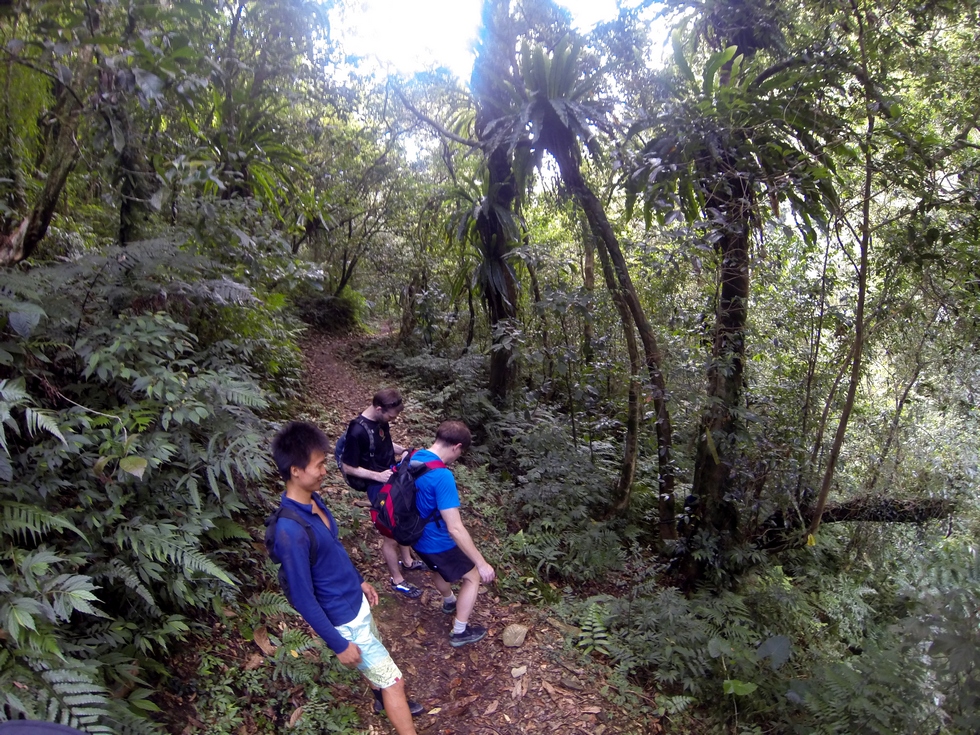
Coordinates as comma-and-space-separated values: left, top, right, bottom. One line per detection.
406, 456, 448, 525
352, 415, 375, 459
271, 505, 318, 564
408, 458, 447, 476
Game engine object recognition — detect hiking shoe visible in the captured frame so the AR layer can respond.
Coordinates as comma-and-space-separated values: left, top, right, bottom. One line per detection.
449, 623, 487, 647
390, 579, 423, 599
399, 559, 427, 571
373, 698, 424, 716
441, 599, 457, 615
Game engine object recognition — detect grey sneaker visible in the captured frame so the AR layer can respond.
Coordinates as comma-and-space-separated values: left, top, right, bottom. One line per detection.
449, 623, 487, 647
441, 599, 457, 615
373, 697, 424, 716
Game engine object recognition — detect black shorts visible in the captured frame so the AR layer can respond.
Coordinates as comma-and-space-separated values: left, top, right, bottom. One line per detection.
415, 546, 475, 584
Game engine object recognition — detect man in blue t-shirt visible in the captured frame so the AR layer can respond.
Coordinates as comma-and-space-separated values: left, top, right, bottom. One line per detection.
270, 421, 422, 733
412, 420, 496, 647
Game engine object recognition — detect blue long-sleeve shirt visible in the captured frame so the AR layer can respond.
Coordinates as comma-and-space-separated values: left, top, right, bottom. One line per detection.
274, 493, 365, 654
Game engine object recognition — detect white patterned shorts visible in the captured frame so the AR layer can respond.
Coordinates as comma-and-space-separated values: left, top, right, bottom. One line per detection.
334, 595, 402, 689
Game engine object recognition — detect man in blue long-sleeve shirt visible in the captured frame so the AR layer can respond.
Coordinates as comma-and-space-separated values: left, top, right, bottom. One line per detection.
270, 421, 421, 734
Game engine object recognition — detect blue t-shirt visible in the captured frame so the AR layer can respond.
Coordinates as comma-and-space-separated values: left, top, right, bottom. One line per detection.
412, 449, 459, 554
274, 493, 364, 654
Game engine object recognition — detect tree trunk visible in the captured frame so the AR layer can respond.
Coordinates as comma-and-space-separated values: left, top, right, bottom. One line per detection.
527, 260, 553, 388
811, 495, 953, 525
808, 2, 875, 539
581, 214, 595, 364
594, 222, 640, 514
544, 124, 676, 537
472, 0, 520, 404
760, 495, 954, 549
0, 99, 81, 265
690, 165, 752, 539
397, 274, 421, 346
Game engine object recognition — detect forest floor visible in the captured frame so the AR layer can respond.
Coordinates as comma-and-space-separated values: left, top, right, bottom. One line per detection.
158, 330, 663, 735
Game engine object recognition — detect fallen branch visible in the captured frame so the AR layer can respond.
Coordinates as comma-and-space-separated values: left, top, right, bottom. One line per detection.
809, 495, 953, 524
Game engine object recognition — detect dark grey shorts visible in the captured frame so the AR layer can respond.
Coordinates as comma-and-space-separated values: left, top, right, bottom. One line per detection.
415, 545, 475, 584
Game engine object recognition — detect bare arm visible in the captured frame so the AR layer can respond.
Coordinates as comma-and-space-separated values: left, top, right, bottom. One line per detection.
342, 462, 392, 484
439, 507, 495, 583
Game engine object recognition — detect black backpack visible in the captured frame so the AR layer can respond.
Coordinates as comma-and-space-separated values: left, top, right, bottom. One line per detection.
264, 504, 318, 605
334, 416, 375, 491
370, 450, 447, 546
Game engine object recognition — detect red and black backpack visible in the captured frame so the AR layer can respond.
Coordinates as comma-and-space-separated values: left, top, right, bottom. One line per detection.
371, 450, 446, 546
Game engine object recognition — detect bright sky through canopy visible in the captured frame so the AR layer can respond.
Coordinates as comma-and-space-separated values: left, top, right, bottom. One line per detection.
331, 0, 623, 80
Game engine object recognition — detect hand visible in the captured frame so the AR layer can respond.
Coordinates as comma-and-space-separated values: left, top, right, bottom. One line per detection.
376, 469, 393, 483
361, 581, 378, 607
477, 562, 496, 584
336, 642, 362, 667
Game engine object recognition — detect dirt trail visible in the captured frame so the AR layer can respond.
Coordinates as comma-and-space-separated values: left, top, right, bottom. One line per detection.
302, 332, 656, 735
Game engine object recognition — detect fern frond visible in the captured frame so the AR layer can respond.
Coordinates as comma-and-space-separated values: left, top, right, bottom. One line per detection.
192, 278, 255, 305
126, 531, 235, 585
0, 377, 31, 403
250, 590, 294, 618
217, 380, 268, 408
90, 559, 159, 612
24, 408, 67, 445
204, 517, 251, 542
33, 665, 113, 732
1, 502, 86, 544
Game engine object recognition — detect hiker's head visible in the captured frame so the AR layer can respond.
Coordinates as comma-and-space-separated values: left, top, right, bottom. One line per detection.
373, 388, 404, 422
272, 421, 330, 482
434, 420, 472, 458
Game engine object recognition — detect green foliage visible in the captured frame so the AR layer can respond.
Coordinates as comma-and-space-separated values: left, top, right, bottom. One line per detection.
0, 235, 303, 731
184, 619, 362, 735
576, 598, 611, 655
503, 415, 627, 582
293, 290, 363, 334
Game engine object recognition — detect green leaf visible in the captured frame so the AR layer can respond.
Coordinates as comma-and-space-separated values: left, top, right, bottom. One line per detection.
723, 679, 758, 696
9, 311, 42, 338
25, 408, 66, 444
703, 46, 738, 98
119, 456, 148, 479
93, 455, 113, 476
109, 116, 125, 154
756, 635, 792, 670
671, 30, 695, 83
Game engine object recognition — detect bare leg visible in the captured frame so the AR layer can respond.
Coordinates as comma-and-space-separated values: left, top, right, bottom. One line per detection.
381, 679, 417, 735
399, 544, 415, 566
454, 567, 481, 625
431, 572, 453, 598
382, 537, 404, 584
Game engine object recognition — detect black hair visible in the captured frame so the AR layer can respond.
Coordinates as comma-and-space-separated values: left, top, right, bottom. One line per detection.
271, 421, 330, 481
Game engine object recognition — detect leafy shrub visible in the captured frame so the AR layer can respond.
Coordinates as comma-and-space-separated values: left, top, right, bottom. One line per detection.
502, 415, 626, 582
0, 240, 300, 732
293, 291, 361, 334
790, 549, 972, 734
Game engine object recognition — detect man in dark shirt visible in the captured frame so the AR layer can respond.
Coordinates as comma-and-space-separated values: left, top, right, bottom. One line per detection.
340, 389, 424, 599
271, 421, 422, 733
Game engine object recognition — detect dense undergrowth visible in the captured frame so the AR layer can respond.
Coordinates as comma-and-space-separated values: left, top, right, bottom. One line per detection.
375, 344, 980, 735
0, 204, 366, 733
